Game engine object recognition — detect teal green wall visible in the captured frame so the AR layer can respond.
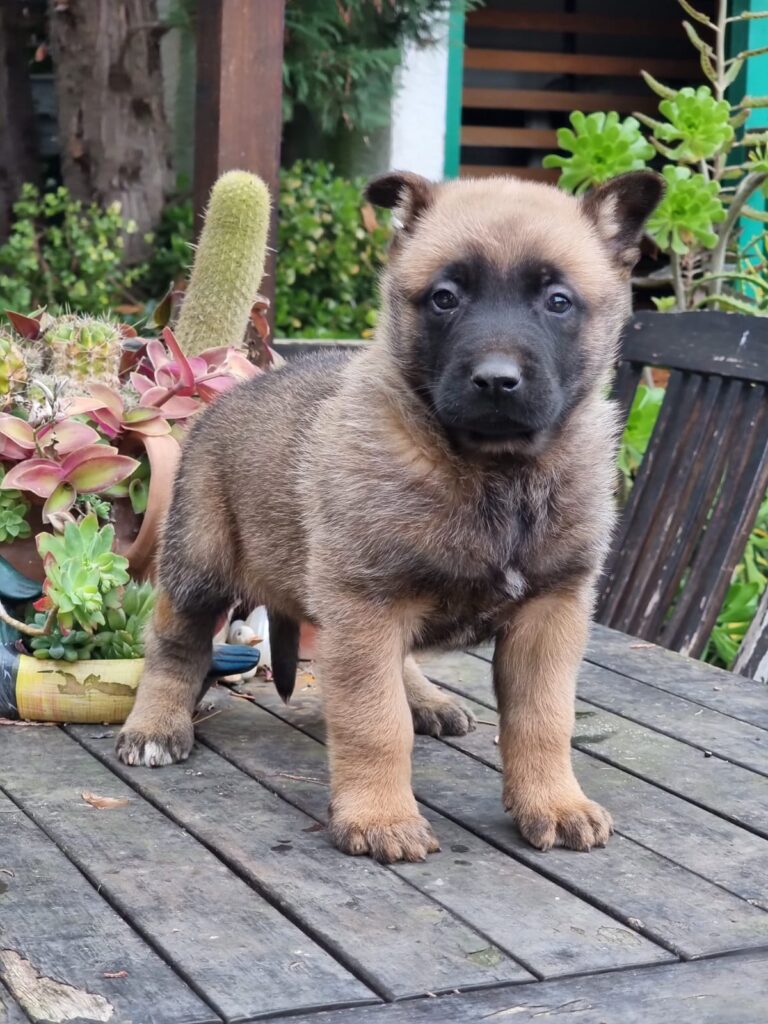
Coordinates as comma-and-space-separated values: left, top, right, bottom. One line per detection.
443, 9, 465, 179
731, 0, 768, 246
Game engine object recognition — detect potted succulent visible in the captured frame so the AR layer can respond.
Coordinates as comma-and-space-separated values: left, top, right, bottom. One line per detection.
0, 171, 274, 722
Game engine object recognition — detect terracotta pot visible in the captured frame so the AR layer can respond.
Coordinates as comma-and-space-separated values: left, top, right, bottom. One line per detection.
115, 433, 182, 579
0, 505, 46, 583
299, 622, 318, 660
1, 433, 181, 586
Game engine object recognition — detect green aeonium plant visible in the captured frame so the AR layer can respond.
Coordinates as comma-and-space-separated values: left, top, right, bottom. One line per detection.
543, 0, 768, 312
35, 514, 129, 633
0, 468, 31, 543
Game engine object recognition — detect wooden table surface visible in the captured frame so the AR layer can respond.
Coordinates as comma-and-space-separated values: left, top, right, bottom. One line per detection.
1, 625, 767, 1023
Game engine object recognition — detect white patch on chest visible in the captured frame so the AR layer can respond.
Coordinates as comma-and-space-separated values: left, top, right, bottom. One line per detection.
503, 568, 527, 601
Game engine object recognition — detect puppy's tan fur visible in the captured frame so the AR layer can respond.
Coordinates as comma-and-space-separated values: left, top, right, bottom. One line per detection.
117, 171, 661, 862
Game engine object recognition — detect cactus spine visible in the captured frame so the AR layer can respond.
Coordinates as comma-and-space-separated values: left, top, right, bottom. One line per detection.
175, 170, 271, 357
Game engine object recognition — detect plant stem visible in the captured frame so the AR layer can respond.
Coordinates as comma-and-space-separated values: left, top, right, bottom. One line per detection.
709, 171, 768, 293
670, 252, 687, 309
0, 602, 55, 637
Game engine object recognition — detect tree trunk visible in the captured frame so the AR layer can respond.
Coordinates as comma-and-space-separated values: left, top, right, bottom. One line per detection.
0, 6, 40, 241
48, 0, 171, 262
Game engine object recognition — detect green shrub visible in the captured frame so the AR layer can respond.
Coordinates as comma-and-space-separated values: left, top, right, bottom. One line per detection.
0, 184, 142, 315
275, 160, 390, 339
139, 196, 195, 299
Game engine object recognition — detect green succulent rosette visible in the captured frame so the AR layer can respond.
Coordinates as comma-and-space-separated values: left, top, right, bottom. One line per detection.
543, 111, 654, 194
646, 166, 726, 255
638, 86, 734, 163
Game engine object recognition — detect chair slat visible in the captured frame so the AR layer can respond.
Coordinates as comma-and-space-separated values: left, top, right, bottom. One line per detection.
615, 375, 726, 637
663, 385, 768, 657
598, 372, 693, 624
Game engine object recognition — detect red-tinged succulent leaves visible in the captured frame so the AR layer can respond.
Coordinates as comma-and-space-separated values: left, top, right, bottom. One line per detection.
5, 310, 43, 340
37, 418, 101, 455
3, 458, 65, 498
60, 446, 139, 492
0, 414, 35, 460
42, 481, 77, 524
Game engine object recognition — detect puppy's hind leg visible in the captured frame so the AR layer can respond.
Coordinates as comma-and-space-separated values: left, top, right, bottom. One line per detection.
403, 656, 476, 737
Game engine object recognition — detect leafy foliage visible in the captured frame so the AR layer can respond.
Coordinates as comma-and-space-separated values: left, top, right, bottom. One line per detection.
0, 185, 142, 315
283, 0, 474, 137
275, 161, 390, 338
544, 0, 768, 312
543, 112, 654, 194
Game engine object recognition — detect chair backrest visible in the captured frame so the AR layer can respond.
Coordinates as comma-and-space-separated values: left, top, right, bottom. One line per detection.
596, 311, 768, 660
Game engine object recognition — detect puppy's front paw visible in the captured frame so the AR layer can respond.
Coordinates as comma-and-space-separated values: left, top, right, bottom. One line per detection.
505, 788, 613, 852
411, 697, 476, 737
116, 712, 194, 767
329, 811, 440, 863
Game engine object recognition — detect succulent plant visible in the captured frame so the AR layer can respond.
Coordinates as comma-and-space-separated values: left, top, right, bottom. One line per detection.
646, 166, 726, 255
174, 171, 271, 357
27, 579, 154, 661
45, 315, 123, 387
0, 467, 31, 543
35, 513, 130, 633
542, 112, 654, 194
641, 86, 735, 163
0, 330, 27, 403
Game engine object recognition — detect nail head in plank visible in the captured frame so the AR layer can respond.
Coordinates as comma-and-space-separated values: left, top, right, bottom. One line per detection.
0, 790, 219, 1024
0, 729, 373, 1020
72, 723, 531, 999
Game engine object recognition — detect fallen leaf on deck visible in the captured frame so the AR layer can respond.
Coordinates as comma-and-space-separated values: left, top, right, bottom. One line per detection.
81, 791, 130, 810
103, 970, 128, 979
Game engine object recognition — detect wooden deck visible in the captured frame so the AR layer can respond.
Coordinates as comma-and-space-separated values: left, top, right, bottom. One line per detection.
1, 624, 767, 1023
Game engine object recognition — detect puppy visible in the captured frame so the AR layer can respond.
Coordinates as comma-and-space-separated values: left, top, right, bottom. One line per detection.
117, 169, 663, 863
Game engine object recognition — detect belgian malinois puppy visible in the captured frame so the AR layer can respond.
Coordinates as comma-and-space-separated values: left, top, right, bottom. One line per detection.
117, 169, 663, 863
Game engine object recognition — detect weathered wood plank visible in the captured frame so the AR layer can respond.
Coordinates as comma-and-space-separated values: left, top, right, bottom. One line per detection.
195, 693, 671, 978
71, 724, 532, 998
433, 695, 768, 910
228, 682, 768, 959
0, 729, 374, 1020
620, 311, 768, 385
0, 981, 29, 1024
583, 625, 768, 730
284, 950, 768, 1024
420, 651, 768, 838
0, 790, 218, 1024
578, 662, 768, 776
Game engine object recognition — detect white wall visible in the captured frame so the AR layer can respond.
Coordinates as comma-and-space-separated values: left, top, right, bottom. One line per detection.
389, 19, 450, 181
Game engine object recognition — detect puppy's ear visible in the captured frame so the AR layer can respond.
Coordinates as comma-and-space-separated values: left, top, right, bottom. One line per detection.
581, 170, 664, 273
365, 171, 435, 234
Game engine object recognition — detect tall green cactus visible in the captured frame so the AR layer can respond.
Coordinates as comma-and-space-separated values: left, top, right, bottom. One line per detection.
175, 170, 271, 356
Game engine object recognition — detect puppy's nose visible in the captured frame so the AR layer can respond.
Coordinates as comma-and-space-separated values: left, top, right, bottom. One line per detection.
471, 356, 522, 396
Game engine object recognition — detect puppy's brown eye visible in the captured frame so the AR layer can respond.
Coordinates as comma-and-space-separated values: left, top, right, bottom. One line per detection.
432, 288, 459, 312
546, 292, 572, 314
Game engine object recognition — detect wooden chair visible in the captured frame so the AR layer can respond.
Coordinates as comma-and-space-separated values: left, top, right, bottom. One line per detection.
596, 311, 768, 663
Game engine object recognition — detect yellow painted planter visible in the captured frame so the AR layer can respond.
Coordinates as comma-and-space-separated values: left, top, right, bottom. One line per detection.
3, 653, 142, 723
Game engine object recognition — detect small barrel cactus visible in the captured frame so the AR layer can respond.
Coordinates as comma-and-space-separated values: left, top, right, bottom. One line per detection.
0, 330, 28, 404
175, 170, 271, 357
45, 315, 123, 388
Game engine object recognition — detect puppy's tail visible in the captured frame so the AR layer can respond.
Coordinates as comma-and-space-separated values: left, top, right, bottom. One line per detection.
267, 610, 300, 703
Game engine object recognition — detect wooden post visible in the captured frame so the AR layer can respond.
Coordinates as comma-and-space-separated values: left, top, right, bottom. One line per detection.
194, 0, 285, 316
